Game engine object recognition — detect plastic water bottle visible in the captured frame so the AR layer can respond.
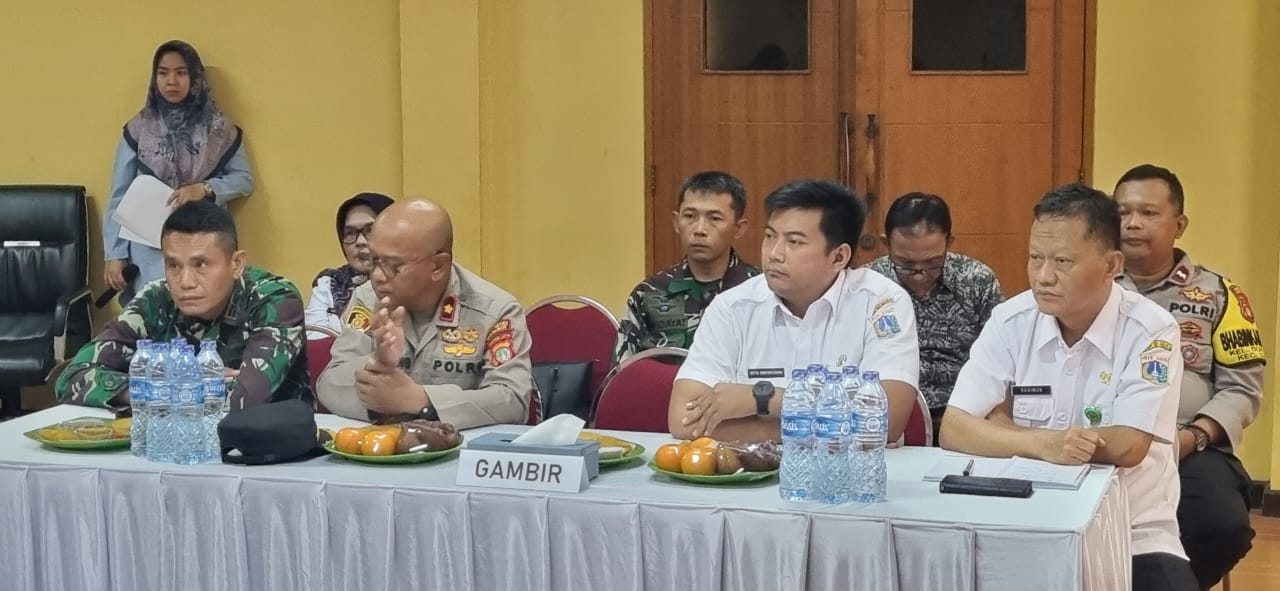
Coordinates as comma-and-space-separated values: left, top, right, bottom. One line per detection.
145, 343, 174, 462
840, 364, 862, 399
851, 370, 889, 503
173, 344, 205, 464
804, 363, 826, 398
779, 368, 815, 501
128, 339, 154, 457
813, 370, 854, 503
197, 340, 226, 462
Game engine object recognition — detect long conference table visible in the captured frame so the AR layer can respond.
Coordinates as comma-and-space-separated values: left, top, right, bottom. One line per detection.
0, 405, 1131, 591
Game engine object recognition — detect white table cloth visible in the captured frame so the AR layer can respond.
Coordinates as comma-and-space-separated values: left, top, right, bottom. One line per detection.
0, 406, 1130, 590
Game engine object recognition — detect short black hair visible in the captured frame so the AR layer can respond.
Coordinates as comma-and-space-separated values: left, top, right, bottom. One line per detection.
1115, 163, 1185, 214
764, 179, 865, 253
677, 171, 748, 218
884, 192, 952, 237
1032, 183, 1120, 251
162, 200, 239, 252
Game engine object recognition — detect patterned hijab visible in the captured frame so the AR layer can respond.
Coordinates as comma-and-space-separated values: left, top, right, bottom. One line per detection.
123, 40, 241, 188
314, 193, 396, 316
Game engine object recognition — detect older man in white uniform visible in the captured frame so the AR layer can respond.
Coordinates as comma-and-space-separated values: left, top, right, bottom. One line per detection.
941, 183, 1195, 591
669, 179, 921, 443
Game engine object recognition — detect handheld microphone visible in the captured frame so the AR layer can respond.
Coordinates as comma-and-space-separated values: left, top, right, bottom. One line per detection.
95, 264, 140, 308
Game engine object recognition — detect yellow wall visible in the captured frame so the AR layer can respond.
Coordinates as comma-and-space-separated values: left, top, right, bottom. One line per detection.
1092, 0, 1280, 479
476, 1, 646, 308
0, 0, 404, 309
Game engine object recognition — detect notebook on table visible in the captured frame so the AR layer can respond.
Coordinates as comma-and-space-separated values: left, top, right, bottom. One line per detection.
924, 454, 1091, 490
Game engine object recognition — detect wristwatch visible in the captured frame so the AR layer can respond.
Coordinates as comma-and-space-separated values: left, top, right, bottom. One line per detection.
1183, 424, 1210, 452
201, 181, 215, 201
417, 402, 439, 421
752, 381, 774, 416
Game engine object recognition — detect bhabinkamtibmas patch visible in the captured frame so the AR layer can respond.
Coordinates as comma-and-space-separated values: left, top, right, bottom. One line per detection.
1213, 279, 1266, 366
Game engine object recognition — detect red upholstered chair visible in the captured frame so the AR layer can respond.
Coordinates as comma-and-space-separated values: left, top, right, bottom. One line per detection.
305, 325, 340, 413
526, 295, 620, 407
590, 347, 687, 432
902, 388, 934, 447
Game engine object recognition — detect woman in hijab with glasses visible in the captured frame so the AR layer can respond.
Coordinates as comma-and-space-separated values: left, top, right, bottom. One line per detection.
305, 192, 395, 339
103, 40, 254, 303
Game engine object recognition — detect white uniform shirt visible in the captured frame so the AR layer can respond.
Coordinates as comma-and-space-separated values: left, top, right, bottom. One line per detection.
950, 284, 1185, 559
677, 269, 921, 391
304, 276, 343, 340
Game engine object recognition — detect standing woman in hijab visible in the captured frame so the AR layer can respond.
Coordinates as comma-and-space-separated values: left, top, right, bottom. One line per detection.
103, 40, 254, 303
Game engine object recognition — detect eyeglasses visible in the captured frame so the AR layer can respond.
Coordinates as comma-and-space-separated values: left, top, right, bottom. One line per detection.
341, 224, 375, 245
890, 262, 945, 278
370, 250, 450, 280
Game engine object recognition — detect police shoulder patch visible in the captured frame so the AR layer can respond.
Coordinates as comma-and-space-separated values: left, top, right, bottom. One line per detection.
346, 304, 373, 332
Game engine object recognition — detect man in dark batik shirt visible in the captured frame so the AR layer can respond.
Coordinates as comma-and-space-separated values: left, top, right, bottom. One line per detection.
866, 193, 1003, 434
615, 171, 760, 362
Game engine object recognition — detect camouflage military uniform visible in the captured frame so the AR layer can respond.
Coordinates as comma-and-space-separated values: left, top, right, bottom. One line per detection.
615, 250, 759, 362
316, 264, 534, 429
55, 267, 311, 410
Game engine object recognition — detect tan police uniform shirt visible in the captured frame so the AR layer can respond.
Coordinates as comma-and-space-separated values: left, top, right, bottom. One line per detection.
317, 264, 534, 429
1116, 249, 1265, 452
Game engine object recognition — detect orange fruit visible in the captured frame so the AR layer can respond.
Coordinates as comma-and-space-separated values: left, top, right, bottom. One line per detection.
360, 430, 399, 456
690, 437, 718, 450
334, 428, 366, 454
681, 448, 717, 476
654, 444, 684, 473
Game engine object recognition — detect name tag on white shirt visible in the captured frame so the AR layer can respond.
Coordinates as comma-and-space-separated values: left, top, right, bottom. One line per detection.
456, 449, 589, 493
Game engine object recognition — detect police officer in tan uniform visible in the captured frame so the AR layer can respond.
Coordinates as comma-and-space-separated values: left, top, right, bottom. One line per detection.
317, 199, 533, 429
1113, 165, 1262, 589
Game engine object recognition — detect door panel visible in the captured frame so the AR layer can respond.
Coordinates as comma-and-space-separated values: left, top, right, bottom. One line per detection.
647, 0, 1089, 297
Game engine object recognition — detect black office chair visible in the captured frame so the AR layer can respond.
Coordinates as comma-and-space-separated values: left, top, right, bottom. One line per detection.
0, 185, 92, 416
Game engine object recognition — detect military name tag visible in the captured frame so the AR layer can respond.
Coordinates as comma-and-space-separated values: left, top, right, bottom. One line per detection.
456, 449, 588, 493
1011, 385, 1052, 396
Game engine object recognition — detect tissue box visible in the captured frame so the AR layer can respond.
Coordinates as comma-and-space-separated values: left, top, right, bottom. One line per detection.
466, 432, 602, 480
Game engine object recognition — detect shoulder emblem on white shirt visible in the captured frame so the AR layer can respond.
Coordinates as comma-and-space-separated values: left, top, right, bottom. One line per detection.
871, 296, 901, 338
1139, 339, 1173, 384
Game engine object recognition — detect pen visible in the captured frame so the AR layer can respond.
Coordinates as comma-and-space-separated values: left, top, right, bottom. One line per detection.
962, 459, 975, 477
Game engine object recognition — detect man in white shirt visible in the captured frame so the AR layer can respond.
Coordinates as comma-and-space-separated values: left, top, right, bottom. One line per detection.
669, 179, 921, 443
941, 183, 1196, 591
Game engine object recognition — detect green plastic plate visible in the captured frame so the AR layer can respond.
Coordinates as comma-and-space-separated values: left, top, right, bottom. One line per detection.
647, 458, 778, 484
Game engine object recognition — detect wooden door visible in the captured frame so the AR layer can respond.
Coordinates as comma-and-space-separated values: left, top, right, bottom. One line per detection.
647, 0, 1090, 294
646, 0, 847, 271
851, 0, 1088, 292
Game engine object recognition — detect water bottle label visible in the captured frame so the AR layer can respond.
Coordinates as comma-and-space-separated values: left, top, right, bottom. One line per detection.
176, 385, 201, 404
813, 416, 851, 438
129, 379, 150, 402
780, 416, 813, 437
853, 412, 887, 434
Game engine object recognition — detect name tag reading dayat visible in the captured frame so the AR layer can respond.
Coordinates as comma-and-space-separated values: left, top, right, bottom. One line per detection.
456, 449, 589, 493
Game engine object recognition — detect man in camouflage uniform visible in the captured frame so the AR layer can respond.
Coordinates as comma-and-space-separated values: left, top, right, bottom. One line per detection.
56, 201, 310, 411
1114, 164, 1261, 589
615, 171, 759, 362
316, 199, 533, 429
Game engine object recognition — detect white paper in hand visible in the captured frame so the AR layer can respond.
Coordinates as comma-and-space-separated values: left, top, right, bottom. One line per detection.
112, 175, 174, 249
511, 414, 584, 446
